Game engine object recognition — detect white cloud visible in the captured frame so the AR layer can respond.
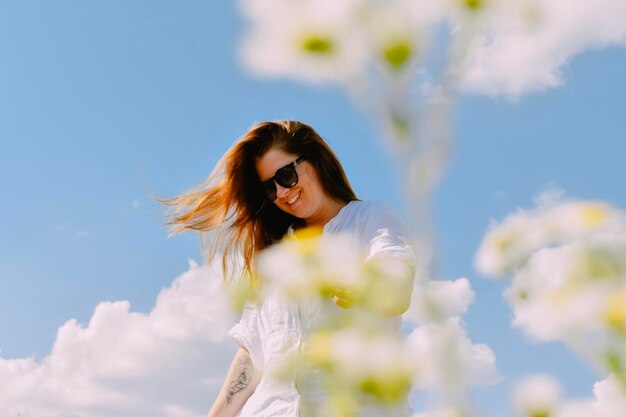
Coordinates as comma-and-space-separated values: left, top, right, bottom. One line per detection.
405, 318, 500, 390
459, 0, 626, 97
404, 277, 475, 324
593, 374, 626, 417
0, 261, 237, 417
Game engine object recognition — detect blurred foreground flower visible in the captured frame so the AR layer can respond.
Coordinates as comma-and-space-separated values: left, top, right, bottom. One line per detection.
512, 373, 626, 417
413, 409, 469, 417
476, 201, 626, 277
256, 228, 414, 317
251, 229, 497, 415
512, 374, 562, 417
477, 199, 626, 412
239, 0, 367, 84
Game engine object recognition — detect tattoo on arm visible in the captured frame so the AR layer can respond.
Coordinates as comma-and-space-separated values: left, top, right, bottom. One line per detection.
226, 354, 254, 405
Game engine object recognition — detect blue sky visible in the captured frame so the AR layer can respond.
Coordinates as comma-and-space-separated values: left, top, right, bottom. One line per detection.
1, 1, 625, 416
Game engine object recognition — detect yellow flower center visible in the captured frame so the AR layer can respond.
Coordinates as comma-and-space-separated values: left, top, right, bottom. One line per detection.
382, 41, 412, 69
578, 250, 622, 281
604, 290, 626, 329
494, 234, 515, 252
307, 332, 333, 363
302, 36, 334, 54
580, 205, 607, 227
462, 0, 483, 11
289, 227, 323, 255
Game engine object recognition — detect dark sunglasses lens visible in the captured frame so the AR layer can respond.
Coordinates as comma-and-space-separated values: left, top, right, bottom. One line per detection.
260, 161, 300, 202
274, 165, 298, 188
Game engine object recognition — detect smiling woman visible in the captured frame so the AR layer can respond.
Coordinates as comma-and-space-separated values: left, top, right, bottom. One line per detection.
161, 120, 359, 280
160, 120, 415, 417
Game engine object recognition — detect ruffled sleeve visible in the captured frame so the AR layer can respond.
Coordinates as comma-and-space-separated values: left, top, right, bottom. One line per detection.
228, 301, 264, 372
359, 202, 416, 318
361, 202, 415, 267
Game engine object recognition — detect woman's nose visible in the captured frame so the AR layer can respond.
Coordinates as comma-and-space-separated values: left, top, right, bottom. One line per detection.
275, 182, 290, 199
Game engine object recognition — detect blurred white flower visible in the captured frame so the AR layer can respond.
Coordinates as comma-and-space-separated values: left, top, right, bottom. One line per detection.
255, 229, 364, 300
256, 229, 413, 316
266, 325, 414, 417
506, 235, 626, 345
512, 374, 562, 417
444, 0, 511, 25
553, 400, 598, 417
255, 230, 498, 413
475, 200, 626, 277
498, 230, 626, 380
257, 230, 498, 407
477, 198, 626, 408
511, 373, 626, 417
362, 0, 427, 75
239, 0, 368, 84
306, 328, 414, 404
413, 408, 467, 417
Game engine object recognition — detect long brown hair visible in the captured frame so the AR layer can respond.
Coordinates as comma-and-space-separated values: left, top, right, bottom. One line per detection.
160, 120, 358, 280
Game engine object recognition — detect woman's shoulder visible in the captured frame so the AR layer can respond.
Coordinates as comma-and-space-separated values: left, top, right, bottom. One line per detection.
328, 200, 375, 228
344, 200, 414, 261
329, 200, 405, 233
349, 200, 403, 223
342, 199, 394, 215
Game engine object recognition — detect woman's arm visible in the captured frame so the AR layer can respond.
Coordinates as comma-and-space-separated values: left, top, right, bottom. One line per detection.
330, 257, 414, 316
206, 347, 262, 417
331, 201, 415, 317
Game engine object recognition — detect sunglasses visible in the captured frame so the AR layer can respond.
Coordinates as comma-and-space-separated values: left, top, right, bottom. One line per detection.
260, 156, 306, 202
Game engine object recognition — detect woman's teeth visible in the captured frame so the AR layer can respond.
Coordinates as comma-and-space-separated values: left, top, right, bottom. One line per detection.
288, 191, 301, 205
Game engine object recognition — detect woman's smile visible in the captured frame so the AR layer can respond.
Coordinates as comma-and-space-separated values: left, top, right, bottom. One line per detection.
286, 190, 302, 206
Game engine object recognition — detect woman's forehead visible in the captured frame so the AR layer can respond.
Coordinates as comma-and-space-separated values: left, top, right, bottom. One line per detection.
255, 148, 299, 181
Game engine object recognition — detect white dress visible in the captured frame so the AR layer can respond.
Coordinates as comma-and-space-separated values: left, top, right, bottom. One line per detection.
228, 201, 415, 417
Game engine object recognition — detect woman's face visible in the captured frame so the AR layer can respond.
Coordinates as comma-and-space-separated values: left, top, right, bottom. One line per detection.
256, 148, 330, 224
